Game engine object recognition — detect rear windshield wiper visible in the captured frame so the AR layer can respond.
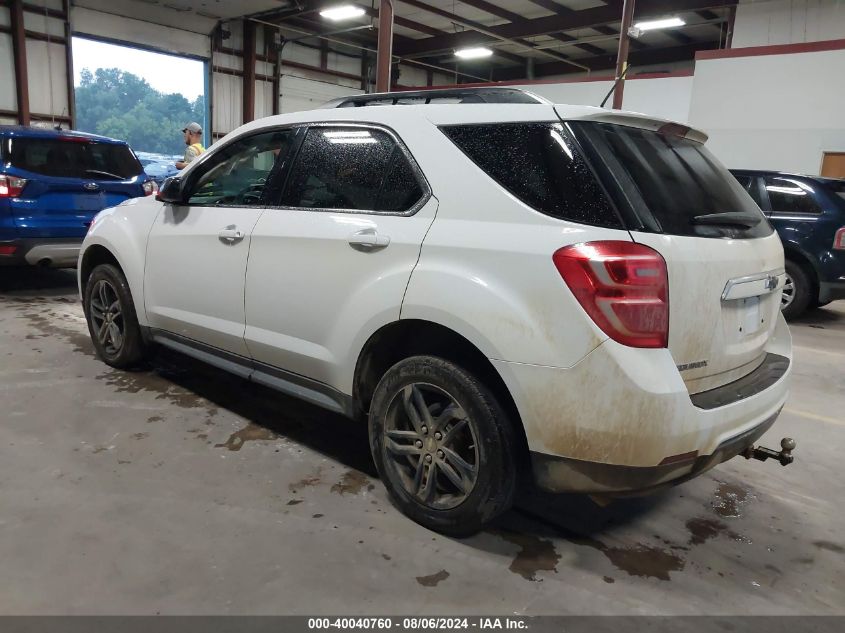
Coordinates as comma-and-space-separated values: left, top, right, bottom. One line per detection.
692, 212, 762, 229
84, 169, 125, 180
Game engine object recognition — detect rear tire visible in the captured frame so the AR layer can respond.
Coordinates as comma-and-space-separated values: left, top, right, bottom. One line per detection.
83, 263, 147, 368
369, 356, 517, 537
781, 260, 812, 320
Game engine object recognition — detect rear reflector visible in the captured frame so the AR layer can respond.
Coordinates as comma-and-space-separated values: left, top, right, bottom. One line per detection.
834, 227, 845, 250
553, 241, 669, 348
0, 245, 18, 256
0, 175, 27, 197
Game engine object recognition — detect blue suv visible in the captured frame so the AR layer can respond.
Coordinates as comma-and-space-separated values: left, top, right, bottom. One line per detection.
731, 170, 845, 319
0, 126, 155, 268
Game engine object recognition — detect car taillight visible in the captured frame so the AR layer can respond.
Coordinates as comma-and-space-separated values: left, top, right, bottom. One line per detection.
553, 241, 669, 348
142, 180, 158, 196
0, 175, 27, 197
834, 227, 845, 250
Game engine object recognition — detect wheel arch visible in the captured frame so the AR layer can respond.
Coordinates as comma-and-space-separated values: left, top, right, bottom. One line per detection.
782, 243, 820, 300
353, 319, 530, 470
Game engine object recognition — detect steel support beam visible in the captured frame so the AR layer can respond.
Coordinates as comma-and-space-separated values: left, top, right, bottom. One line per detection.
376, 0, 394, 92
613, 0, 635, 109
11, 0, 29, 125
63, 0, 75, 128
242, 19, 257, 124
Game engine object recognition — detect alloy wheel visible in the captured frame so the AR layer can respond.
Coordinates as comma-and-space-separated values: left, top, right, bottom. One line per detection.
781, 272, 795, 310
89, 279, 124, 356
382, 383, 479, 511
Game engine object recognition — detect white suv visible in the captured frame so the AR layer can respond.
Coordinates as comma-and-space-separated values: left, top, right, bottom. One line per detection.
79, 88, 792, 536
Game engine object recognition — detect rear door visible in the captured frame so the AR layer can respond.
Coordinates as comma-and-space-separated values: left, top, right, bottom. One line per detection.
244, 123, 436, 388
5, 136, 145, 238
569, 119, 784, 394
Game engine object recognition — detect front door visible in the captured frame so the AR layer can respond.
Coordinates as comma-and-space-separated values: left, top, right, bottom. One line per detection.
144, 128, 294, 357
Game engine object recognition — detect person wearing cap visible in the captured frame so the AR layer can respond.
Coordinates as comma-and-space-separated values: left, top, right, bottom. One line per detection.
175, 122, 205, 170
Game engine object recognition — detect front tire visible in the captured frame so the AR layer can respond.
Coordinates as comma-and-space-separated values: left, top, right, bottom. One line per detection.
83, 263, 147, 368
369, 356, 517, 537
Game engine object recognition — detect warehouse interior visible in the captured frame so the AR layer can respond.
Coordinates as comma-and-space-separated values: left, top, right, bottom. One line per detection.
1, 0, 845, 622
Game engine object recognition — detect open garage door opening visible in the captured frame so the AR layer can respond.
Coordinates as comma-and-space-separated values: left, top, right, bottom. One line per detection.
71, 36, 207, 181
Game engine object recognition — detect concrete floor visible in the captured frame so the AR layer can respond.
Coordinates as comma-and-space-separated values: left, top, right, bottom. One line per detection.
0, 267, 843, 615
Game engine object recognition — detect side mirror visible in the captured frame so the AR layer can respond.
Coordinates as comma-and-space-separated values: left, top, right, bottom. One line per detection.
156, 176, 184, 203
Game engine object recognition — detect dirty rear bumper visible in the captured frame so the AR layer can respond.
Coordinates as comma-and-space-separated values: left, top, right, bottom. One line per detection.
531, 408, 781, 494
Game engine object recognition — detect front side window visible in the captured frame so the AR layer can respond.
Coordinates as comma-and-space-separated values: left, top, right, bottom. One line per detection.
765, 177, 823, 215
281, 126, 424, 213
440, 123, 621, 228
187, 129, 294, 206
9, 138, 142, 180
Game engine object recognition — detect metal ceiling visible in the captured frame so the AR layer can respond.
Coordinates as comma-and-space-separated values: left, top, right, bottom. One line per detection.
248, 0, 738, 80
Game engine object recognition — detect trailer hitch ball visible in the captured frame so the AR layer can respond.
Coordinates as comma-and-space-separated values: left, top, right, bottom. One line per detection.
743, 437, 796, 466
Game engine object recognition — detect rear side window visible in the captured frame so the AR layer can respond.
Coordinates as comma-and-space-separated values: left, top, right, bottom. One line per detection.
572, 122, 772, 239
8, 138, 143, 180
765, 177, 823, 215
281, 126, 424, 213
440, 123, 621, 228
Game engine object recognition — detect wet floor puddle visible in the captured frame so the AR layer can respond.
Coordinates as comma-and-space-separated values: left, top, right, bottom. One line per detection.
215, 423, 277, 451
416, 570, 449, 587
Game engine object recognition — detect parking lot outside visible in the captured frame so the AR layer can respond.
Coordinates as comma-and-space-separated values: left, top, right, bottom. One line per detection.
0, 268, 842, 615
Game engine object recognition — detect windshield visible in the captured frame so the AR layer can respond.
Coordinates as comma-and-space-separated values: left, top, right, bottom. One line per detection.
8, 138, 143, 180
571, 122, 772, 239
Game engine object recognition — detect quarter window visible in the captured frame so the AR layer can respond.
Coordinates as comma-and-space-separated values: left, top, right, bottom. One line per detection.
187, 129, 294, 206
765, 177, 823, 215
281, 126, 424, 213
440, 123, 621, 228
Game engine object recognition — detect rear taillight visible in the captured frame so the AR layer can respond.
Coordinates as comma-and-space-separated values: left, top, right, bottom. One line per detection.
553, 241, 669, 348
0, 245, 18, 256
0, 175, 27, 198
142, 180, 158, 196
834, 227, 845, 250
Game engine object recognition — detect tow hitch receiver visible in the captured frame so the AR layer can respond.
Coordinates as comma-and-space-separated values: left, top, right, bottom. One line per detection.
743, 438, 796, 466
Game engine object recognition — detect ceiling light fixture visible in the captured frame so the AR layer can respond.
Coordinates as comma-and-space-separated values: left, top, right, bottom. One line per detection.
319, 5, 366, 21
455, 47, 494, 60
633, 17, 686, 31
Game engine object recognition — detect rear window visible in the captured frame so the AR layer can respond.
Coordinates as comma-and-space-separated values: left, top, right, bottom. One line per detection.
440, 123, 622, 228
8, 138, 143, 180
572, 122, 772, 239
823, 179, 845, 204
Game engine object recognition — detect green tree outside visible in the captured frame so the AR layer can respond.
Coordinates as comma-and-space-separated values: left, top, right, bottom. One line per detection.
75, 68, 205, 156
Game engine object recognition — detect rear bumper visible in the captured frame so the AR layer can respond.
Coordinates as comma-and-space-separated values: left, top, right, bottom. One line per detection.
531, 407, 781, 494
0, 238, 82, 268
493, 312, 792, 494
818, 279, 845, 304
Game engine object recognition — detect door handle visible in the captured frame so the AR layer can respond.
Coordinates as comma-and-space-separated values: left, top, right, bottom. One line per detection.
348, 228, 390, 251
218, 226, 245, 244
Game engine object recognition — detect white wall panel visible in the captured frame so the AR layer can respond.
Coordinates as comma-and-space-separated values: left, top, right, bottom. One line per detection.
71, 7, 210, 59
284, 42, 321, 68
688, 48, 845, 174
511, 75, 693, 123
212, 72, 242, 136
255, 80, 274, 120
0, 34, 15, 111
279, 74, 362, 114
26, 40, 69, 118
0, 6, 12, 27
733, 0, 845, 48
23, 11, 65, 38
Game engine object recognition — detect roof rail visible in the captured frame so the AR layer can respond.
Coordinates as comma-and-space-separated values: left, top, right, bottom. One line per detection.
322, 87, 550, 108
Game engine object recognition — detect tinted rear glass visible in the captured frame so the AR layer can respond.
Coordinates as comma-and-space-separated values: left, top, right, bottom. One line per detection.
8, 138, 143, 180
572, 122, 772, 239
441, 123, 622, 228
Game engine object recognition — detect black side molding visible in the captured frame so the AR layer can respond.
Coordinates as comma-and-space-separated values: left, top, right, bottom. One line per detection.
690, 353, 790, 410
